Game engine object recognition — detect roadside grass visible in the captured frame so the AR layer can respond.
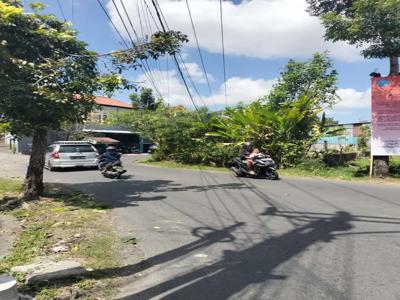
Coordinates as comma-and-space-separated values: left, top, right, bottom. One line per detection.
280, 157, 400, 182
0, 179, 123, 299
139, 158, 400, 183
0, 177, 22, 199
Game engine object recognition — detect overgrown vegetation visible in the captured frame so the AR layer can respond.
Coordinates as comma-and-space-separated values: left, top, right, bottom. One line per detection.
0, 179, 122, 298
110, 53, 338, 168
0, 0, 187, 200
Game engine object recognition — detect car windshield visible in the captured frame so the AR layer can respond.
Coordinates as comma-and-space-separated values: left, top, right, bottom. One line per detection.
59, 145, 95, 153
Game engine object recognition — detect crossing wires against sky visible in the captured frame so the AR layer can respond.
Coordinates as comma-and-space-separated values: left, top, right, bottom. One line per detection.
93, 0, 229, 111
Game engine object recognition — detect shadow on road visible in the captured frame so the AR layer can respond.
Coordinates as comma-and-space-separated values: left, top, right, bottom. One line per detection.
119, 211, 354, 299
59, 179, 250, 208
54, 174, 400, 299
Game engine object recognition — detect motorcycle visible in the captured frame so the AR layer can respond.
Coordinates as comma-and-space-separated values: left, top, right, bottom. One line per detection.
99, 161, 126, 179
231, 154, 279, 180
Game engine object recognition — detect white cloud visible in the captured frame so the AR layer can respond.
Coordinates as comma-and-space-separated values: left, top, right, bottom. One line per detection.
336, 88, 371, 109
136, 69, 274, 107
179, 62, 214, 84
107, 0, 361, 62
206, 77, 275, 106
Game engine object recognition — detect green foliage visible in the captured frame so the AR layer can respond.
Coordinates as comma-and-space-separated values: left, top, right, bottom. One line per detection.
210, 96, 322, 166
129, 88, 157, 110
109, 54, 338, 168
357, 124, 370, 156
0, 1, 125, 136
306, 0, 353, 16
266, 52, 338, 110
207, 54, 337, 167
0, 223, 50, 274
0, 178, 22, 198
308, 0, 400, 63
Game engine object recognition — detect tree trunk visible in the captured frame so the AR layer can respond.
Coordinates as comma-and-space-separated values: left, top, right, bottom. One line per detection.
21, 128, 47, 200
389, 56, 399, 75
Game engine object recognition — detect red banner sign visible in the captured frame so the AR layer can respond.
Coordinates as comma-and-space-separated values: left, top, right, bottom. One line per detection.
371, 76, 400, 155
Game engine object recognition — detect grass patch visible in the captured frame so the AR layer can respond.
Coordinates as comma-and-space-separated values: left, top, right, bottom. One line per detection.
139, 159, 229, 173
35, 288, 58, 300
0, 178, 22, 199
140, 158, 400, 183
77, 234, 120, 269
280, 157, 400, 182
0, 182, 122, 298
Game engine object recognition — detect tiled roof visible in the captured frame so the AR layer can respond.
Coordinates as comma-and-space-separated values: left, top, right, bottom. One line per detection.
95, 96, 132, 109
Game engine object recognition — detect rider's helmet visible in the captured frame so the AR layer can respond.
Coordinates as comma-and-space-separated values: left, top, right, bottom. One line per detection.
243, 142, 252, 148
106, 146, 117, 152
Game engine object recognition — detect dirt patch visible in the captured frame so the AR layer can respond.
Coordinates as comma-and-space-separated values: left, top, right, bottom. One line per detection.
0, 214, 20, 257
0, 185, 130, 299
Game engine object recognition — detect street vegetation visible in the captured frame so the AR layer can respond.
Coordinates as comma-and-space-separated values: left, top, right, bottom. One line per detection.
111, 53, 342, 168
0, 0, 187, 200
0, 179, 123, 299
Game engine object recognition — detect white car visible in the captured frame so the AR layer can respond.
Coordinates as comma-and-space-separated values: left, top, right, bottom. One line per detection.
45, 141, 99, 171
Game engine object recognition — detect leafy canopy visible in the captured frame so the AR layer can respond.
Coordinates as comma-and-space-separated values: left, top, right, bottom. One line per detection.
208, 53, 338, 166
265, 52, 338, 110
307, 0, 400, 60
129, 88, 158, 110
0, 1, 187, 136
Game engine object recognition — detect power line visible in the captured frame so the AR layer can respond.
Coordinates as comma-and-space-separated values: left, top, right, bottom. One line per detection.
150, 0, 201, 112
178, 53, 208, 108
219, 0, 227, 106
143, 0, 161, 31
110, 0, 163, 98
117, 0, 166, 98
136, 0, 145, 37
150, 0, 208, 108
96, 0, 163, 98
56, 0, 66, 22
96, 0, 130, 48
139, 0, 168, 99
185, 0, 215, 107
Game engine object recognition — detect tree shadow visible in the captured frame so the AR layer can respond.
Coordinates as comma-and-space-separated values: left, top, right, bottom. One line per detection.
92, 222, 246, 279
55, 179, 251, 209
120, 211, 354, 299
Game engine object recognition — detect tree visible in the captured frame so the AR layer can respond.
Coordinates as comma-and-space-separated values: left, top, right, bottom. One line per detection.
140, 88, 157, 110
307, 0, 400, 75
129, 93, 140, 109
306, 0, 353, 16
129, 88, 157, 110
208, 54, 339, 166
266, 53, 338, 110
0, 1, 186, 199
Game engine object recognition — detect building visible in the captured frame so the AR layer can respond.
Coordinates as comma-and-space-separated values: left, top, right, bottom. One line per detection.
3, 96, 140, 154
315, 122, 371, 151
90, 96, 133, 123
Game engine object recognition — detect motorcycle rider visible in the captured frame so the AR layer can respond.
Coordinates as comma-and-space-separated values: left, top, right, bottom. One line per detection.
240, 142, 255, 175
99, 145, 121, 173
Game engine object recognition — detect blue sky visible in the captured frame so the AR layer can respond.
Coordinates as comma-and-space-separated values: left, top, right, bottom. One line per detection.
29, 0, 390, 123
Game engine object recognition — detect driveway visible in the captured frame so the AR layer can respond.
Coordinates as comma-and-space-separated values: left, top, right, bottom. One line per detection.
41, 156, 400, 300
3, 153, 400, 299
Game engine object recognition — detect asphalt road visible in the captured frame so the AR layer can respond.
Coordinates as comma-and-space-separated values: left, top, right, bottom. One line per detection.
3, 153, 400, 299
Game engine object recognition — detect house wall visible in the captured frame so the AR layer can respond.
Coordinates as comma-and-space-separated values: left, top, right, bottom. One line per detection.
89, 105, 132, 123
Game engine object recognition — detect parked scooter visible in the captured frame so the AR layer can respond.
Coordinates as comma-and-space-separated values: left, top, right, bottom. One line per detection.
231, 154, 279, 180
99, 161, 126, 179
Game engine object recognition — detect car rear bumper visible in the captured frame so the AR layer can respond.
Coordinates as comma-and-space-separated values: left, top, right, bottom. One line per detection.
50, 159, 98, 168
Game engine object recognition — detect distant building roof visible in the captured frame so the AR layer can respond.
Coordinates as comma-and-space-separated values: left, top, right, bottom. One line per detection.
95, 96, 132, 109
90, 137, 120, 144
